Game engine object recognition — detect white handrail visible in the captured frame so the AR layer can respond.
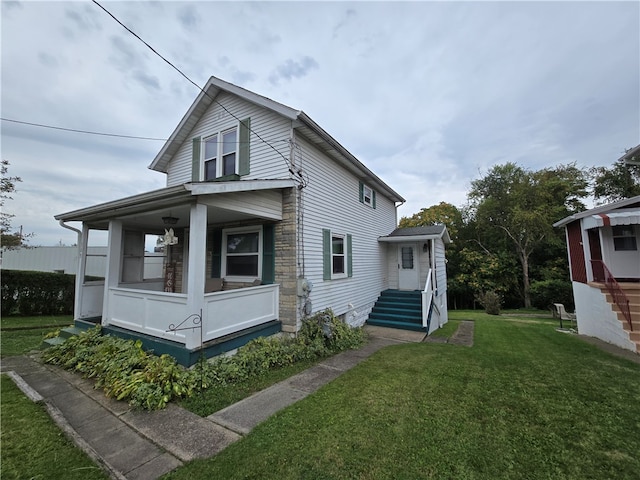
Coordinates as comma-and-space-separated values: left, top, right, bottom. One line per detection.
422, 268, 434, 328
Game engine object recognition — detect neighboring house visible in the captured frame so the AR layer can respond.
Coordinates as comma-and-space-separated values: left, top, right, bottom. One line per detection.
554, 196, 640, 353
1, 246, 163, 278
55, 76, 450, 365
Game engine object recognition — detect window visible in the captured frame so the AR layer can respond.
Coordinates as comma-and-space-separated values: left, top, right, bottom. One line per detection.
203, 127, 237, 180
332, 235, 345, 274
223, 227, 261, 278
401, 246, 414, 269
612, 225, 637, 251
322, 229, 352, 280
359, 181, 376, 208
363, 185, 373, 206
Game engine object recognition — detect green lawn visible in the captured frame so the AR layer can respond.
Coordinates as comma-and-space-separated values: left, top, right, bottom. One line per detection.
0, 375, 108, 480
0, 315, 71, 358
164, 311, 640, 480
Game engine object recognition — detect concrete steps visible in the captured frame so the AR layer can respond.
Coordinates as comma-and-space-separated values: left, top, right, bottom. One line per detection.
598, 283, 640, 352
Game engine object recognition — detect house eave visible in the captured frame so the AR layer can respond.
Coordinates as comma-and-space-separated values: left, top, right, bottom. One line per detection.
295, 112, 405, 204
149, 76, 299, 173
553, 195, 640, 228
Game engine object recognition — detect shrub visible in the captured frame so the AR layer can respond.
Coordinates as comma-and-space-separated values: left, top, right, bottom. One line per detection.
530, 279, 574, 311
475, 290, 502, 315
43, 309, 365, 410
1, 270, 75, 316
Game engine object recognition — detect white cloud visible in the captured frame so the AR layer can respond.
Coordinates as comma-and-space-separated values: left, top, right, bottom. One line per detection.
1, 1, 638, 245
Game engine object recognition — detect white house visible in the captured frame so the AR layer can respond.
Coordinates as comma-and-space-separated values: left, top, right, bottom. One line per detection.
554, 195, 640, 353
55, 76, 449, 365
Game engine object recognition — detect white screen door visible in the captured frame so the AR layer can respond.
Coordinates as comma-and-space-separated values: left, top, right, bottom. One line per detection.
398, 244, 419, 290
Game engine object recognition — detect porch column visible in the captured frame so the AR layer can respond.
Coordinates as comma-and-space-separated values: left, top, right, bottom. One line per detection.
185, 202, 207, 350
73, 224, 90, 319
102, 220, 123, 327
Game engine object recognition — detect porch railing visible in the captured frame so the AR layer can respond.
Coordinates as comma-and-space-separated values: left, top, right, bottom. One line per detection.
590, 259, 632, 331
422, 268, 435, 329
106, 283, 279, 349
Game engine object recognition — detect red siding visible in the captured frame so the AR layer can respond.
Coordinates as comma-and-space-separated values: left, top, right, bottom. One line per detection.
567, 221, 587, 283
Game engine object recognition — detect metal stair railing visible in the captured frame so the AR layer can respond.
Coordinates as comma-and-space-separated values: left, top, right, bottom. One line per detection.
591, 260, 632, 331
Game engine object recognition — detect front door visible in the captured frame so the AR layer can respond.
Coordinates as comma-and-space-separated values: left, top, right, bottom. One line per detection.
398, 244, 419, 290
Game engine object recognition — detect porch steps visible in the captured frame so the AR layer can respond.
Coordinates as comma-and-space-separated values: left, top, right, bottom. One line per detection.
41, 318, 103, 350
367, 290, 426, 332
598, 283, 640, 353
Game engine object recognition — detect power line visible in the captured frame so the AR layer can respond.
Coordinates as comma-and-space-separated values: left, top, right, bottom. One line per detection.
91, 0, 296, 174
1, 117, 167, 141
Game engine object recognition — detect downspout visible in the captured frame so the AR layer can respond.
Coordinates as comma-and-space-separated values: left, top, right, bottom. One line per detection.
59, 220, 83, 320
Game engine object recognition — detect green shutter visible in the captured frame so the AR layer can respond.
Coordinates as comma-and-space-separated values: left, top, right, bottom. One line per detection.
322, 229, 331, 280
372, 190, 376, 209
192, 137, 201, 182
358, 181, 364, 203
347, 234, 353, 277
211, 228, 222, 278
238, 117, 250, 176
262, 224, 275, 284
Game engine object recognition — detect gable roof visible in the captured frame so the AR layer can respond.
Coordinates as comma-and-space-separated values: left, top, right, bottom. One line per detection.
149, 76, 404, 203
378, 225, 451, 244
553, 195, 640, 228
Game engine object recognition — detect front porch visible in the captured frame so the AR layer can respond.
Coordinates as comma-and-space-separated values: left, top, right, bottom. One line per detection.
56, 181, 299, 365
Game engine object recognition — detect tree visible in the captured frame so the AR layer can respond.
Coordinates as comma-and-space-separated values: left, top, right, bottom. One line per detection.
468, 162, 588, 308
590, 149, 640, 204
1, 160, 31, 248
399, 201, 463, 239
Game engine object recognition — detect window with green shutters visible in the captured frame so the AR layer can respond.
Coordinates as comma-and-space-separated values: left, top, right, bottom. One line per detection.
323, 229, 353, 280
358, 181, 376, 209
192, 117, 250, 182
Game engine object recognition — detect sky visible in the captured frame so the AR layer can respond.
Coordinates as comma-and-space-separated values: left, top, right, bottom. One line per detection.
1, 0, 639, 247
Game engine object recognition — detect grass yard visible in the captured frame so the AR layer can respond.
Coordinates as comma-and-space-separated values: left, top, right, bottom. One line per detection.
164, 311, 640, 480
0, 315, 72, 358
0, 375, 108, 480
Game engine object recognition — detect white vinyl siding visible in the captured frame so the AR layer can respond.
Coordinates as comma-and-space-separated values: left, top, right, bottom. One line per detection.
296, 134, 397, 320
166, 91, 292, 186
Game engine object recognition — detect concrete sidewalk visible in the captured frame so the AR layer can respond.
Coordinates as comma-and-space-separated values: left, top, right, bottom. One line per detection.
1, 326, 423, 480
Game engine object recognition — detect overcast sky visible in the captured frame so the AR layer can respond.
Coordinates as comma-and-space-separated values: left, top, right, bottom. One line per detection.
2, 0, 639, 247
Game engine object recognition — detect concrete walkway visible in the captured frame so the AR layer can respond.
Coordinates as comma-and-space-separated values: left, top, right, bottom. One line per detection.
1, 328, 422, 480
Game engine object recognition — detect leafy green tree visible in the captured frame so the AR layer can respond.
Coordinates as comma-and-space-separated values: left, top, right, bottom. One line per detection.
468, 162, 588, 308
399, 202, 463, 239
590, 150, 640, 203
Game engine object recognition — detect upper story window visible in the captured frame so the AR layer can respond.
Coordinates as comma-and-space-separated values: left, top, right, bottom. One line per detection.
612, 225, 637, 251
359, 181, 376, 209
203, 127, 237, 180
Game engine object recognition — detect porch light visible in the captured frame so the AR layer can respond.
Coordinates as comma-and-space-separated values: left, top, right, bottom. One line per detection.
162, 216, 179, 225
423, 243, 428, 252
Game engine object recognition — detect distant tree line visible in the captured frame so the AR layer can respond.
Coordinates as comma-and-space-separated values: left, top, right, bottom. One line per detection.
400, 154, 639, 311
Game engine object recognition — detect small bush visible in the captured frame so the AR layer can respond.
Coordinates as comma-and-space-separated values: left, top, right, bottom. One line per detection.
475, 291, 502, 315
530, 279, 574, 311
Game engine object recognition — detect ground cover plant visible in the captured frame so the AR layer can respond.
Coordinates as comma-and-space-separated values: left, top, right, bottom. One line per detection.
42, 309, 365, 411
0, 375, 108, 480
163, 311, 640, 480
1, 315, 73, 357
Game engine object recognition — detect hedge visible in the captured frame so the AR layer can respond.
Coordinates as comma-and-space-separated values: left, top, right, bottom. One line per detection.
1, 270, 75, 316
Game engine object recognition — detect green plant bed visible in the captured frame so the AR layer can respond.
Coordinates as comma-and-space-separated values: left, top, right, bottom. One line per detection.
180, 358, 319, 416
163, 312, 640, 480
0, 375, 108, 479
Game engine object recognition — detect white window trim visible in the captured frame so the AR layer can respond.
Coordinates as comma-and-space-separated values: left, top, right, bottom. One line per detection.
363, 185, 373, 207
201, 122, 239, 180
331, 233, 347, 279
221, 225, 262, 281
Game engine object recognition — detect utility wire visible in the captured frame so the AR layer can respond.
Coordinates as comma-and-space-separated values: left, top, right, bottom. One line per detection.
91, 0, 295, 174
1, 117, 167, 141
